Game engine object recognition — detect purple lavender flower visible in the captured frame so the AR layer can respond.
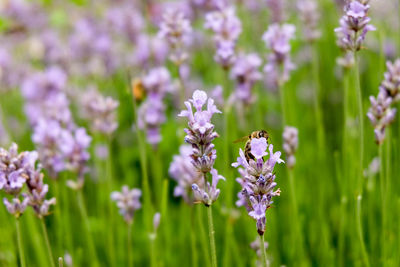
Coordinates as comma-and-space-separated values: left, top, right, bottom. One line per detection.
107, 5, 144, 43
1, 143, 55, 218
335, 0, 376, 52
266, 0, 285, 23
297, 0, 321, 42
230, 53, 262, 105
205, 6, 242, 69
178, 90, 224, 206
81, 87, 119, 135
232, 138, 284, 235
158, 8, 192, 65
262, 24, 296, 88
169, 145, 203, 203
111, 186, 142, 224
138, 67, 172, 146
283, 126, 299, 169
3, 196, 29, 218
381, 59, 400, 102
367, 88, 397, 145
133, 34, 169, 69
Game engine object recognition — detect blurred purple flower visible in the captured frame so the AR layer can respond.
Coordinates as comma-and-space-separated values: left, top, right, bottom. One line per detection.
205, 6, 242, 69
297, 0, 321, 42
367, 88, 396, 145
381, 59, 400, 102
158, 8, 192, 65
262, 24, 296, 88
111, 186, 142, 224
81, 87, 119, 135
230, 53, 262, 105
169, 145, 203, 203
283, 126, 299, 169
3, 196, 29, 218
266, 0, 285, 23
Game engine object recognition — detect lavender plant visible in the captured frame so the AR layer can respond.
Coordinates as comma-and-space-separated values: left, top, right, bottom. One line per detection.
178, 90, 224, 267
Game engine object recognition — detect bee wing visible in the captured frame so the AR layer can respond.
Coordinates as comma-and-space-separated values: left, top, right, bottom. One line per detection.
233, 135, 249, 144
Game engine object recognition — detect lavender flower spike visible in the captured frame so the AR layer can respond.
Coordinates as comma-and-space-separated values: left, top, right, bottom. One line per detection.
283, 126, 299, 169
262, 24, 296, 88
297, 0, 321, 42
335, 0, 376, 52
111, 186, 142, 224
367, 88, 396, 145
381, 59, 400, 103
232, 138, 284, 235
178, 90, 225, 206
158, 8, 192, 65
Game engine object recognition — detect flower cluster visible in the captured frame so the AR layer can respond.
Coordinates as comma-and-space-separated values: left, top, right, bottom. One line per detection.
81, 87, 119, 135
0, 143, 55, 218
297, 0, 321, 42
230, 53, 262, 105
335, 0, 376, 52
158, 9, 192, 65
169, 145, 203, 203
367, 88, 397, 145
380, 59, 400, 103
111, 186, 142, 224
178, 90, 225, 206
232, 138, 284, 235
283, 126, 299, 169
266, 0, 284, 23
138, 67, 173, 147
262, 24, 296, 89
205, 6, 242, 69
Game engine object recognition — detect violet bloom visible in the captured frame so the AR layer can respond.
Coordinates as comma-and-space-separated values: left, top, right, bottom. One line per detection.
381, 59, 400, 103
367, 88, 396, 145
158, 8, 192, 65
232, 138, 284, 235
0, 48, 26, 91
262, 24, 296, 88
133, 34, 169, 69
266, 0, 285, 23
21, 67, 71, 126
81, 87, 119, 135
107, 5, 144, 43
3, 196, 29, 218
178, 90, 225, 206
335, 0, 376, 52
0, 143, 36, 195
297, 0, 321, 42
111, 186, 142, 224
205, 6, 242, 69
283, 126, 299, 169
169, 145, 203, 203
138, 67, 172, 147
230, 53, 262, 105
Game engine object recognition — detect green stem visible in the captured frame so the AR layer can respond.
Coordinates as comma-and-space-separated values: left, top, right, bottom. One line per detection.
354, 54, 364, 193
77, 190, 99, 267
16, 219, 26, 267
177, 64, 186, 107
379, 144, 386, 265
356, 195, 370, 267
127, 223, 133, 267
197, 206, 211, 267
106, 140, 116, 267
207, 206, 217, 267
279, 82, 286, 125
260, 234, 267, 267
190, 208, 198, 267
288, 169, 303, 260
58, 257, 63, 267
41, 218, 55, 267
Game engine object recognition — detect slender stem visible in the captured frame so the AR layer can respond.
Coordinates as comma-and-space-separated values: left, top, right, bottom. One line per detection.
207, 206, 217, 267
58, 257, 63, 267
288, 169, 303, 260
354, 54, 364, 192
356, 195, 370, 267
260, 234, 267, 267
16, 219, 26, 267
190, 208, 198, 267
106, 139, 116, 267
197, 206, 211, 267
379, 144, 386, 265
77, 190, 99, 267
177, 64, 186, 107
127, 223, 133, 267
41, 218, 55, 267
278, 82, 286, 125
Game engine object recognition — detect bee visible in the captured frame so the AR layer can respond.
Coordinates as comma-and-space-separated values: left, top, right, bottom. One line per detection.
131, 78, 146, 102
234, 130, 269, 162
